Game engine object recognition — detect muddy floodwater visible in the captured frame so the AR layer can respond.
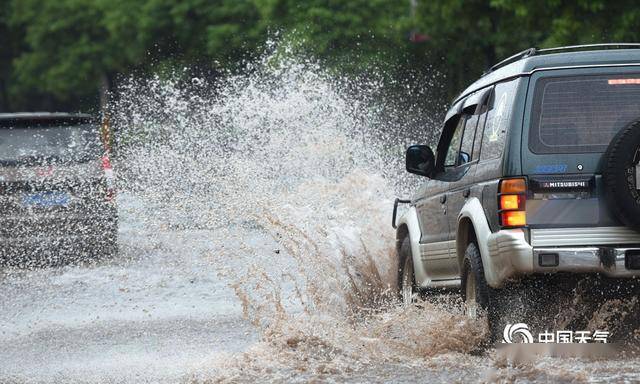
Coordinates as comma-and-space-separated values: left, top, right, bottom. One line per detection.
3, 50, 640, 383
3, 195, 640, 383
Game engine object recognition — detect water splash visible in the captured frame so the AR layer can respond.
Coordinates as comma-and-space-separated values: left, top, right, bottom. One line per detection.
110, 46, 491, 381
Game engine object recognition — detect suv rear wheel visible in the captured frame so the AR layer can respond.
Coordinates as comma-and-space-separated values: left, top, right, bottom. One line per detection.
461, 243, 491, 320
398, 237, 417, 305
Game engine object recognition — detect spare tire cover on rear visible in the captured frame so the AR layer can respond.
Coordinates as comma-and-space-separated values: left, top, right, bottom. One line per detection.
603, 120, 640, 228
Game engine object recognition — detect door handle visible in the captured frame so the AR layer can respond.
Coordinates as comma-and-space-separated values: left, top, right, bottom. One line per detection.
462, 188, 470, 198
439, 195, 446, 204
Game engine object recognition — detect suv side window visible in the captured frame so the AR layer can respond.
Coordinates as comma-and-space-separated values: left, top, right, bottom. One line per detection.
459, 111, 479, 165
445, 117, 465, 167
480, 80, 518, 161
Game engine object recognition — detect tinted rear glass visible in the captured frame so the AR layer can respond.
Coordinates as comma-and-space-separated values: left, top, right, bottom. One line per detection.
529, 73, 640, 154
0, 123, 102, 165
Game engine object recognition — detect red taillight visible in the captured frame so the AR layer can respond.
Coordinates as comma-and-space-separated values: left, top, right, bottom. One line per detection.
500, 194, 524, 210
499, 177, 527, 228
101, 154, 112, 171
501, 211, 526, 227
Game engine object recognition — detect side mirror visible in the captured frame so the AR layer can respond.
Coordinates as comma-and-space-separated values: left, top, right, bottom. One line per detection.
406, 145, 435, 177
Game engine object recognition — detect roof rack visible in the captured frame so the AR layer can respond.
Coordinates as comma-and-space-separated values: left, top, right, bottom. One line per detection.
538, 43, 640, 54
488, 47, 537, 73
485, 43, 640, 75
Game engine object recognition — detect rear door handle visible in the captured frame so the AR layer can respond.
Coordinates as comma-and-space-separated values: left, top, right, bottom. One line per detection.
439, 195, 446, 204
463, 188, 470, 198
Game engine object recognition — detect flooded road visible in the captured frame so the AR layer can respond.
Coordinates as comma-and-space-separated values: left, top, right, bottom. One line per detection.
4, 198, 640, 383
3, 50, 640, 383
0, 195, 259, 382
0, 194, 483, 383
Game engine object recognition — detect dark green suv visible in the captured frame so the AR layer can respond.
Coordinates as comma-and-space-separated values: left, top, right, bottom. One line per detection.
0, 113, 118, 266
394, 44, 640, 320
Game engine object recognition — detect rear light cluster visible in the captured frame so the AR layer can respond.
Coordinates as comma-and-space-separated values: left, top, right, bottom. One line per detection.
498, 178, 527, 227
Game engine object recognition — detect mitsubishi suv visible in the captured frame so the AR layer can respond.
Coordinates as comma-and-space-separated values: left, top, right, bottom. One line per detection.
393, 44, 640, 326
0, 113, 117, 266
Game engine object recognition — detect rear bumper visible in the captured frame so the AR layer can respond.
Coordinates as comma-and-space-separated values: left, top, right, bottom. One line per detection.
0, 210, 118, 264
531, 247, 640, 277
0, 233, 118, 266
486, 227, 640, 286
0, 209, 117, 237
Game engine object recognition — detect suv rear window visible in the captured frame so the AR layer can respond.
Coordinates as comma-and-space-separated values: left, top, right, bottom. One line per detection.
0, 123, 102, 165
529, 73, 640, 154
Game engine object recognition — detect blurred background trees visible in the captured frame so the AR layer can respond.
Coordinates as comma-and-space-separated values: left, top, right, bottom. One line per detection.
1, 0, 639, 112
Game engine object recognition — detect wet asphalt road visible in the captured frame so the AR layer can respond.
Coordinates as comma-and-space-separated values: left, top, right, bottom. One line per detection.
0, 199, 259, 383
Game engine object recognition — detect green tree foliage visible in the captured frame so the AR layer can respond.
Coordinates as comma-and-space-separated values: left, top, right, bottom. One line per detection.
259, 0, 409, 71
493, 0, 640, 46
10, 0, 120, 108
0, 0, 18, 110
1, 0, 639, 111
4, 0, 268, 111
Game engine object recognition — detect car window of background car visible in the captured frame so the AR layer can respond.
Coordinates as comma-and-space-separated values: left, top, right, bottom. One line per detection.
0, 125, 102, 164
480, 80, 518, 161
445, 117, 465, 167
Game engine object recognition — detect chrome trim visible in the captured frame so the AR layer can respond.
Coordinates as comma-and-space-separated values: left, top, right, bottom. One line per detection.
530, 227, 640, 247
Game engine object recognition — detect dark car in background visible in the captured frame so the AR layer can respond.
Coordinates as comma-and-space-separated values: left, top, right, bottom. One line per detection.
0, 113, 117, 266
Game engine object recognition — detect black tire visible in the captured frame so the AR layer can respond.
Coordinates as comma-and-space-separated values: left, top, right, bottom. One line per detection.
398, 236, 416, 305
461, 242, 502, 346
603, 120, 640, 228
460, 243, 491, 317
